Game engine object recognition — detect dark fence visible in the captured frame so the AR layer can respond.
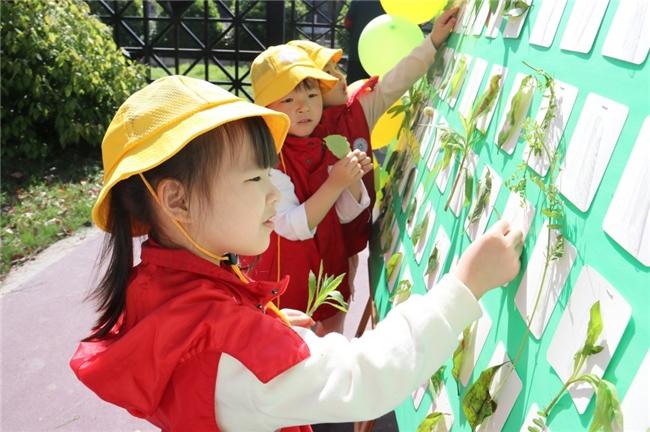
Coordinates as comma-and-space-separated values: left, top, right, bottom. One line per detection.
89, 0, 350, 100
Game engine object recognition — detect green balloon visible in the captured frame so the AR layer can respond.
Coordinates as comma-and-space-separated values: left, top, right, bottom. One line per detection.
358, 14, 424, 77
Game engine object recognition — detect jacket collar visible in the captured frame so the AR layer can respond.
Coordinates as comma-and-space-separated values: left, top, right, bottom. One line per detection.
140, 240, 289, 309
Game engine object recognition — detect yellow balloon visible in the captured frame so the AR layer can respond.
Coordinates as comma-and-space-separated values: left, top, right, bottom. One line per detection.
371, 100, 404, 150
380, 0, 447, 24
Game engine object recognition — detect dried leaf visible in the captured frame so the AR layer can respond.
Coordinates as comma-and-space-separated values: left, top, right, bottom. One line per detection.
452, 326, 471, 383
386, 252, 403, 281
473, 73, 502, 124
425, 244, 440, 277
469, 170, 493, 224
497, 75, 535, 147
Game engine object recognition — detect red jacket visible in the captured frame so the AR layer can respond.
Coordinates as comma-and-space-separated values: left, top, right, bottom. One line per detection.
247, 135, 351, 321
314, 80, 378, 255
70, 241, 312, 432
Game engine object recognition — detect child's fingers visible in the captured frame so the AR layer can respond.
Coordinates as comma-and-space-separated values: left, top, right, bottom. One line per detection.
488, 219, 511, 236
439, 6, 460, 25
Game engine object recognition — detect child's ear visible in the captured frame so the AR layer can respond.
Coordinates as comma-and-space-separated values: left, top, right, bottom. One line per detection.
156, 178, 191, 222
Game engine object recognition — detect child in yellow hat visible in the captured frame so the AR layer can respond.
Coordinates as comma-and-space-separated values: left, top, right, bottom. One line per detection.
249, 8, 460, 334
69, 75, 523, 430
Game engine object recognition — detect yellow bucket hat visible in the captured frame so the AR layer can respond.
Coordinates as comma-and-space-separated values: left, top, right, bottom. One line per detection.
92, 75, 290, 235
287, 39, 343, 70
251, 44, 338, 107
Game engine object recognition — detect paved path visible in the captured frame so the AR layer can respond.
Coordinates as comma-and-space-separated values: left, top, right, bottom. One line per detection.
1, 229, 393, 432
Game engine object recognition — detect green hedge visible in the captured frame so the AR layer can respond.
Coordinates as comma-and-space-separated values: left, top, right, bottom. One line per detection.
1, 0, 147, 161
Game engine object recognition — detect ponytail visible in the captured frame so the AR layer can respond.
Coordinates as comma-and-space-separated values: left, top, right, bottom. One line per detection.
84, 177, 150, 341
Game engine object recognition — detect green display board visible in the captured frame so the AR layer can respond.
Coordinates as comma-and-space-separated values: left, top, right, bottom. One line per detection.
369, 1, 649, 430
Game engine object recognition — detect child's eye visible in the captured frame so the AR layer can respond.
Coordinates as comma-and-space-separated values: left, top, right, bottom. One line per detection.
247, 176, 262, 182
281, 98, 293, 104
308, 93, 319, 98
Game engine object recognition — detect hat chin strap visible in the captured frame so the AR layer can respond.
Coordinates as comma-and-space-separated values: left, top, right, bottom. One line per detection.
138, 173, 291, 326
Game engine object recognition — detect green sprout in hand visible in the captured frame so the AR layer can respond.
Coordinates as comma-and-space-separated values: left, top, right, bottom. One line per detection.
306, 261, 348, 317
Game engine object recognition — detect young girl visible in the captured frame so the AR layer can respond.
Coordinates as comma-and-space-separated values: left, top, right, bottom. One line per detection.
71, 75, 524, 431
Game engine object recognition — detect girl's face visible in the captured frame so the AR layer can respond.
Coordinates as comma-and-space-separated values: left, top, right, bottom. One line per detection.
322, 61, 348, 107
189, 136, 280, 257
267, 80, 323, 137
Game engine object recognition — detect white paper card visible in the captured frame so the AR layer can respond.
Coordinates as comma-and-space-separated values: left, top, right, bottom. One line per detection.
476, 342, 522, 432
476, 65, 508, 134
426, 385, 454, 432
447, 55, 473, 109
434, 48, 455, 89
418, 111, 438, 160
495, 73, 535, 154
427, 116, 449, 172
392, 266, 413, 307
386, 244, 405, 292
560, 0, 610, 53
500, 192, 536, 241
401, 165, 418, 212
486, 0, 506, 38
602, 0, 650, 65
414, 202, 435, 265
620, 351, 650, 431
557, 93, 628, 212
503, 0, 532, 39
458, 303, 493, 386
466, 165, 502, 241
547, 265, 632, 414
529, 0, 568, 47
459, 58, 489, 119
523, 79, 579, 176
603, 116, 650, 266
407, 185, 426, 234
515, 222, 577, 339
471, 0, 491, 36
436, 155, 453, 193
455, 0, 477, 34
425, 227, 451, 290
520, 404, 550, 431
449, 153, 478, 217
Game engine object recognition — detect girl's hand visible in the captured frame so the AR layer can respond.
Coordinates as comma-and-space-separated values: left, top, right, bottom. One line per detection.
282, 308, 315, 328
430, 7, 460, 49
356, 151, 373, 175
327, 150, 365, 190
454, 220, 524, 299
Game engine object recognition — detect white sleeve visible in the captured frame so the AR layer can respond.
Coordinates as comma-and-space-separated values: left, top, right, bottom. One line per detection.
270, 168, 316, 240
215, 275, 482, 431
335, 180, 371, 223
359, 36, 437, 130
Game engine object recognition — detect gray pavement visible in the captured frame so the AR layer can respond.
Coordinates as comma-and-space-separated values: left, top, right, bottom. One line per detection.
1, 228, 396, 432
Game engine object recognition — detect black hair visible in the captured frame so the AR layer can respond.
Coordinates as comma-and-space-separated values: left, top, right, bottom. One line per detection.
84, 116, 276, 340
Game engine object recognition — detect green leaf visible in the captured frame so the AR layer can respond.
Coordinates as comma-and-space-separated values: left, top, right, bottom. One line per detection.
390, 279, 412, 305
581, 301, 604, 357
429, 365, 446, 398
452, 326, 471, 383
489, 0, 499, 14
505, 0, 530, 17
412, 215, 430, 247
448, 56, 468, 101
497, 75, 535, 147
323, 134, 351, 159
386, 252, 403, 281
588, 378, 623, 432
464, 170, 474, 209
468, 170, 493, 224
416, 411, 445, 432
305, 261, 347, 316
462, 363, 506, 430
307, 269, 317, 315
472, 73, 503, 126
425, 244, 440, 277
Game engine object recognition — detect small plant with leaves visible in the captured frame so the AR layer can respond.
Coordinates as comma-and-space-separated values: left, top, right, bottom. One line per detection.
306, 261, 348, 317
468, 170, 493, 225
412, 214, 430, 248
497, 74, 536, 148
390, 279, 412, 306
527, 301, 624, 432
387, 78, 434, 139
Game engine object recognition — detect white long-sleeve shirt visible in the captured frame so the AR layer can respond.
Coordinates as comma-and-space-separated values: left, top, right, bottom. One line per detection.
216, 274, 481, 430
272, 36, 438, 241
271, 168, 371, 240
